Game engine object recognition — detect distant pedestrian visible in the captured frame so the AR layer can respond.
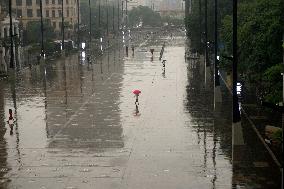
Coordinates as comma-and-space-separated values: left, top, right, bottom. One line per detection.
126, 46, 129, 57
131, 45, 135, 56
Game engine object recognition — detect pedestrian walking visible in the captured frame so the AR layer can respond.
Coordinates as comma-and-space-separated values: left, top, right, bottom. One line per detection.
133, 90, 141, 105
131, 45, 135, 56
126, 46, 128, 56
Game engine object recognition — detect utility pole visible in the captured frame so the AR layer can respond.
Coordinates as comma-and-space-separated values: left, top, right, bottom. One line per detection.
122, 0, 124, 27
125, 0, 128, 28
112, 4, 115, 32
232, 0, 240, 122
77, 0, 80, 47
214, 0, 219, 86
99, 0, 101, 28
9, 0, 14, 68
118, 0, 120, 31
199, 0, 202, 51
40, 0, 44, 57
89, 0, 91, 43
214, 0, 222, 104
106, 0, 109, 37
204, 0, 209, 67
61, 0, 65, 51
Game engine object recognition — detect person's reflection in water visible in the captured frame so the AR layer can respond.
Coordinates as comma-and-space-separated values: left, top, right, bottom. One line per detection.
7, 109, 14, 135
162, 67, 166, 78
134, 104, 141, 117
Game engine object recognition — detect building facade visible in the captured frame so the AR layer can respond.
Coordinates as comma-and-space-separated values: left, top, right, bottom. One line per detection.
12, 0, 78, 33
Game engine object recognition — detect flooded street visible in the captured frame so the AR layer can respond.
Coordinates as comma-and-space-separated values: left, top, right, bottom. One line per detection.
0, 32, 281, 188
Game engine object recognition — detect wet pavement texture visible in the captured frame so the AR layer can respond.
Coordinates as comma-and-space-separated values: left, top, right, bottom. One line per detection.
0, 32, 282, 188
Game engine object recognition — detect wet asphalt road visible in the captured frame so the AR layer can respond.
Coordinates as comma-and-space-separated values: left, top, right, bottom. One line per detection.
0, 32, 281, 189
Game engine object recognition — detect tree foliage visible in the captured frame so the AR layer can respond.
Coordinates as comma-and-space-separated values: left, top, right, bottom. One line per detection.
128, 6, 162, 27
186, 0, 283, 104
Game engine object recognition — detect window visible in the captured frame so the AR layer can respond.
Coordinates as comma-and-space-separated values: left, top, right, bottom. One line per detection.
58, 10, 62, 17
26, 0, 32, 6
66, 0, 69, 4
17, 9, 22, 17
52, 0, 55, 4
27, 9, 33, 17
58, 0, 62, 4
37, 9, 41, 17
67, 9, 69, 17
59, 22, 62, 29
52, 22, 56, 28
46, 10, 49, 17
16, 0, 22, 6
45, 0, 49, 4
52, 10, 55, 17
36, 0, 40, 5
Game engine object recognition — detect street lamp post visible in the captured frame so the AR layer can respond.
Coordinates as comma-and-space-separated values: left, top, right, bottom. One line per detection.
40, 0, 44, 57
77, 0, 80, 47
106, 0, 109, 37
232, 0, 244, 163
214, 0, 222, 104
9, 0, 14, 69
117, 0, 120, 31
99, 0, 101, 28
61, 0, 65, 51
89, 0, 91, 44
232, 0, 240, 123
112, 4, 115, 33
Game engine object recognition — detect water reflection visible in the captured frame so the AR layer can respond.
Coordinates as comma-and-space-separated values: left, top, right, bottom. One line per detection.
184, 49, 232, 188
45, 49, 124, 150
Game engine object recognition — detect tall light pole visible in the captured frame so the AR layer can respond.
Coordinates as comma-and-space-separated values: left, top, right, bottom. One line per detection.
125, 0, 128, 28
61, 0, 65, 51
89, 0, 91, 43
214, 0, 222, 104
232, 0, 240, 123
77, 0, 80, 47
99, 0, 101, 28
9, 0, 14, 68
117, 0, 120, 31
106, 0, 109, 37
232, 0, 244, 162
40, 0, 44, 57
112, 3, 115, 33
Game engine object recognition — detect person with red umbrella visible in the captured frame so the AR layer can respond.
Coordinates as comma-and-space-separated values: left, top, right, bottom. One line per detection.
133, 90, 141, 105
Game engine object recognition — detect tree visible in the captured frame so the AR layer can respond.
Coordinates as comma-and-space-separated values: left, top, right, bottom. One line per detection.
24, 20, 56, 46
128, 6, 162, 27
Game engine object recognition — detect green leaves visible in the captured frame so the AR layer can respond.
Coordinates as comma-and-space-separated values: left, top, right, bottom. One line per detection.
128, 6, 162, 27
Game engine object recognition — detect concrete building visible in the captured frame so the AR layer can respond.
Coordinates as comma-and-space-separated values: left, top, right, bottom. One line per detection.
0, 4, 22, 73
11, 0, 79, 33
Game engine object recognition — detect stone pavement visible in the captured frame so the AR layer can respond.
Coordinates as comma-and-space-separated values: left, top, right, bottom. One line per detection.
0, 32, 282, 188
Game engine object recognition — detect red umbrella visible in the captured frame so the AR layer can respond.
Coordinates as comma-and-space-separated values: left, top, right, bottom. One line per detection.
133, 90, 141, 95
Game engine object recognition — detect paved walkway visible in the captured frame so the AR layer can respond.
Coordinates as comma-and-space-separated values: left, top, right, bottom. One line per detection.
0, 33, 281, 188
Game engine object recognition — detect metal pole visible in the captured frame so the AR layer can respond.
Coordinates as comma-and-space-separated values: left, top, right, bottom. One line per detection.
9, 0, 14, 68
61, 0, 65, 51
77, 0, 80, 47
214, 0, 219, 86
112, 4, 115, 32
205, 0, 209, 67
118, 0, 120, 31
106, 0, 109, 37
125, 0, 128, 28
199, 0, 202, 51
40, 0, 44, 57
99, 0, 101, 28
122, 0, 124, 26
89, 0, 91, 43
233, 0, 240, 122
